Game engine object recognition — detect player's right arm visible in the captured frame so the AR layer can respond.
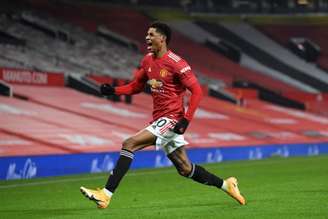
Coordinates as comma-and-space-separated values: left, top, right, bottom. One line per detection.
100, 68, 148, 96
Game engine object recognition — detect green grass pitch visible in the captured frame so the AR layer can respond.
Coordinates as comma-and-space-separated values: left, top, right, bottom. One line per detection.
0, 155, 327, 219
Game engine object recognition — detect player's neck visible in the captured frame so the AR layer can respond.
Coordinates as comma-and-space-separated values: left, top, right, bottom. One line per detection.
154, 47, 168, 59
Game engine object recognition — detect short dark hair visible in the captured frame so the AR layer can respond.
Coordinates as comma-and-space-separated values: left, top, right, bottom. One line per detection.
150, 22, 171, 44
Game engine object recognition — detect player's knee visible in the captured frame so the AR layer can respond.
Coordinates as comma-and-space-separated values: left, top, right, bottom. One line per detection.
122, 137, 138, 152
177, 163, 192, 177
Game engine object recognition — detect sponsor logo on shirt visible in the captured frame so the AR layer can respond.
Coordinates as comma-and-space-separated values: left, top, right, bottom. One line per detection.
160, 69, 168, 77
147, 79, 164, 93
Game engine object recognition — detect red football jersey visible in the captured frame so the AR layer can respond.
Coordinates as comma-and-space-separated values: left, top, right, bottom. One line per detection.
140, 50, 198, 121
115, 50, 201, 123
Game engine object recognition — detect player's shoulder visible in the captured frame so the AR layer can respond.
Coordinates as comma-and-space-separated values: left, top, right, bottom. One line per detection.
165, 51, 191, 73
166, 51, 181, 62
140, 53, 153, 67
142, 53, 153, 61
166, 51, 184, 63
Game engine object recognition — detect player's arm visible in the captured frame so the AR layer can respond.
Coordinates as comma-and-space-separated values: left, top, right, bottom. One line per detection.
173, 70, 203, 134
184, 80, 203, 121
100, 68, 147, 96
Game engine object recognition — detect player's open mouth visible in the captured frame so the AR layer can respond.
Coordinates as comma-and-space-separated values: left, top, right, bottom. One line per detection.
146, 42, 153, 51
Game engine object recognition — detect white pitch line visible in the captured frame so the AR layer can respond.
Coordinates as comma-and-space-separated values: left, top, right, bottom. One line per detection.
0, 157, 313, 189
0, 162, 240, 189
0, 169, 175, 189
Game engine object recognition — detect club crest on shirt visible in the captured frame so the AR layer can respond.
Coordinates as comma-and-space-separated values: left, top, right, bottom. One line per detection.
160, 68, 168, 77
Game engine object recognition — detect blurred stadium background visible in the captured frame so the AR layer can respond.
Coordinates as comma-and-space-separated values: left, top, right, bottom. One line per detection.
0, 0, 328, 182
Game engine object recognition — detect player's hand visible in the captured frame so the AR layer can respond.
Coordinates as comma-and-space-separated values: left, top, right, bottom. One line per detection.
173, 117, 189, 134
100, 84, 115, 96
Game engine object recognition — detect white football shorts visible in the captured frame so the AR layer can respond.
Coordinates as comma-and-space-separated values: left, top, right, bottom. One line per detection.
145, 117, 188, 155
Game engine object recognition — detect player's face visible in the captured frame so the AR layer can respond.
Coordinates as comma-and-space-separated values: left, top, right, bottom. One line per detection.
145, 27, 166, 53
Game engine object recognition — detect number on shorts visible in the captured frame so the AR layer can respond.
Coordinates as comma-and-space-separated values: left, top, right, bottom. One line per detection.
156, 119, 167, 127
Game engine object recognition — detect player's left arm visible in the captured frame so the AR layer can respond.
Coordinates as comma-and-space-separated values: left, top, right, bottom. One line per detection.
184, 79, 203, 121
173, 66, 203, 134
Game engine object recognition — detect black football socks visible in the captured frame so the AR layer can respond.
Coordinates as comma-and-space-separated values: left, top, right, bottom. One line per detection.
105, 151, 224, 193
188, 164, 224, 188
105, 149, 134, 193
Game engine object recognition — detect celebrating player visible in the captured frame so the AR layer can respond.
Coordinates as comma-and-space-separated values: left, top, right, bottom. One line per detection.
80, 22, 246, 208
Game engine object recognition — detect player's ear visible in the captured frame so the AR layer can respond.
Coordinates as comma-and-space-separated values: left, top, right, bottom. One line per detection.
161, 35, 166, 44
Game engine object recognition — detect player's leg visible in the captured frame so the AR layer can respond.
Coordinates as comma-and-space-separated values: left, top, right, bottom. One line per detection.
80, 129, 156, 208
167, 147, 224, 187
167, 147, 246, 205
105, 129, 156, 193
